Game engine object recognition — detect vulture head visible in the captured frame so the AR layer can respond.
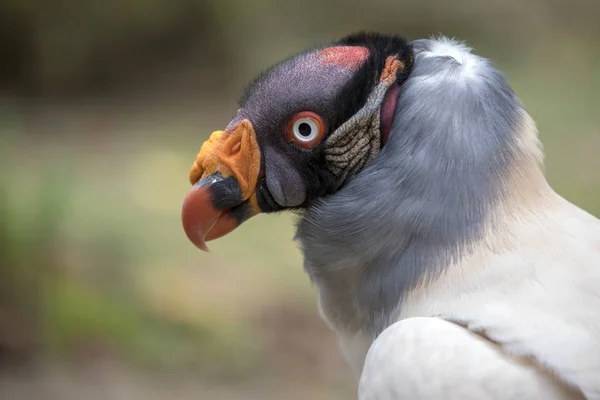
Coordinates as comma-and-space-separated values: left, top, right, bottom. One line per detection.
182, 32, 415, 250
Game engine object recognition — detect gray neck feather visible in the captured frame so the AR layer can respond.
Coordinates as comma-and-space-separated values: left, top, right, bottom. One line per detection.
294, 38, 547, 336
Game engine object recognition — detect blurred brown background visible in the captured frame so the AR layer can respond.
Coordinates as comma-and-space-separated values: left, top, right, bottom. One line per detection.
0, 1, 599, 399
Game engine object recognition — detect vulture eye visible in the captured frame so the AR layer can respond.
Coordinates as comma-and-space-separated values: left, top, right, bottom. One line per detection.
287, 112, 325, 148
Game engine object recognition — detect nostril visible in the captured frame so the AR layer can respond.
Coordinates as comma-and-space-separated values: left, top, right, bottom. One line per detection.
230, 142, 241, 156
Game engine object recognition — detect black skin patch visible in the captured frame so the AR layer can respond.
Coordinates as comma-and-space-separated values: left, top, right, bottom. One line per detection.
228, 201, 254, 225
205, 173, 244, 211
205, 173, 283, 225
238, 32, 415, 213
255, 178, 283, 213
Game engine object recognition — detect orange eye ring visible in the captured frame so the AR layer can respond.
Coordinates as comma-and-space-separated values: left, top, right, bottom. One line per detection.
286, 111, 326, 148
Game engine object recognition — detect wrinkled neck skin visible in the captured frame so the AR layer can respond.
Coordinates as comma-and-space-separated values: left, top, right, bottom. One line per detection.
294, 38, 554, 344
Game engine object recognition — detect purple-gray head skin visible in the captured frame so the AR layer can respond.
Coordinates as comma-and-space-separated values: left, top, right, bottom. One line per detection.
182, 32, 413, 250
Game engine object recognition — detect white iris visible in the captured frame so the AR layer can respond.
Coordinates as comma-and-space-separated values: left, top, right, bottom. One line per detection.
292, 117, 320, 142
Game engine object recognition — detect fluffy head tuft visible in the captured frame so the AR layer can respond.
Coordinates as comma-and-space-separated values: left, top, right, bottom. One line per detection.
417, 36, 483, 82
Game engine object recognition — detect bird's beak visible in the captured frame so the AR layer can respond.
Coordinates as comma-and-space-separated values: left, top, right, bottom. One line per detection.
181, 119, 262, 251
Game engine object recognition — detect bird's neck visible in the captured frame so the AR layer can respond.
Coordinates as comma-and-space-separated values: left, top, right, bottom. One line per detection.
296, 110, 555, 338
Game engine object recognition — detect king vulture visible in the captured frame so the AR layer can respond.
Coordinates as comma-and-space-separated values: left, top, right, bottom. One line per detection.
181, 32, 600, 399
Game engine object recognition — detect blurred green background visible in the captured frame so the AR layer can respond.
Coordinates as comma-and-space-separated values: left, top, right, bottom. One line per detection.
0, 0, 599, 399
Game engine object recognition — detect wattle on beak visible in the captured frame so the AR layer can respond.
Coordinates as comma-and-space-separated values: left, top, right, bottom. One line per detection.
181, 119, 262, 251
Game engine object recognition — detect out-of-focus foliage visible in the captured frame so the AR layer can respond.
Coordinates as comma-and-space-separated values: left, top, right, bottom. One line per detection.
0, 0, 217, 94
1, 0, 600, 96
0, 0, 599, 399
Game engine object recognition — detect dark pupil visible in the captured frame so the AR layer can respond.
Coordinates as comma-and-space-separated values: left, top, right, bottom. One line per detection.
298, 122, 312, 137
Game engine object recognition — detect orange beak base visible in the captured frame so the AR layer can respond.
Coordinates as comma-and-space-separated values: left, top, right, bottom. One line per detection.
181, 120, 262, 251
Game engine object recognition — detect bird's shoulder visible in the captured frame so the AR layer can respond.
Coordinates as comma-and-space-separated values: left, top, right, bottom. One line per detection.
358, 317, 584, 400
394, 195, 600, 399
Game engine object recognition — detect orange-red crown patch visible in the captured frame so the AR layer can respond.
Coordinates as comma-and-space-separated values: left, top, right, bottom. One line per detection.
316, 46, 370, 70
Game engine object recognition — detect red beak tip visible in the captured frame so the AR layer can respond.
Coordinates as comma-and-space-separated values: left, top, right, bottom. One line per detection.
182, 227, 209, 252
199, 243, 210, 252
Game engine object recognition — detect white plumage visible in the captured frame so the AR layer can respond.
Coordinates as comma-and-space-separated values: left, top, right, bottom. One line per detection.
359, 318, 584, 399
